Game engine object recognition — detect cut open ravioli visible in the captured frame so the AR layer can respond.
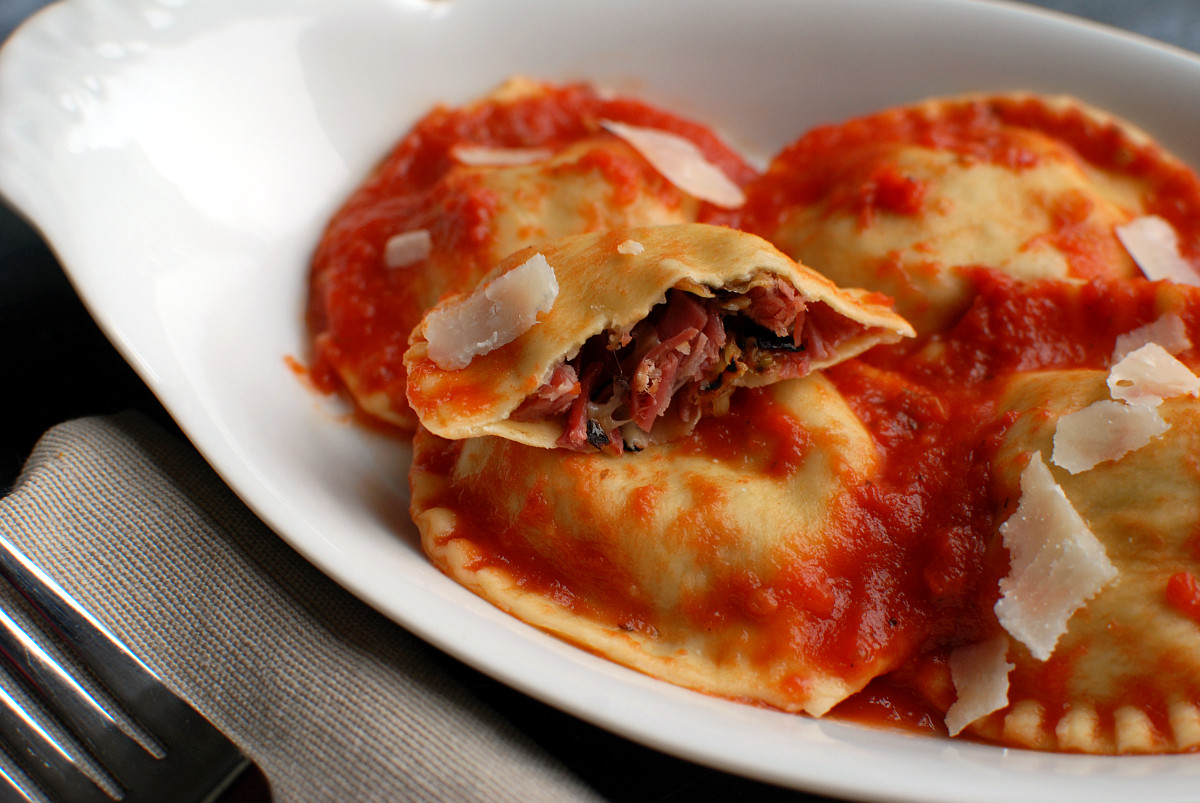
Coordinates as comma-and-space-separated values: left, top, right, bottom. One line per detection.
307, 78, 755, 429
405, 223, 913, 453
410, 375, 939, 717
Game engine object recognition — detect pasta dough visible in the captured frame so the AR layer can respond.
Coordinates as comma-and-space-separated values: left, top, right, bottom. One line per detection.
411, 375, 933, 717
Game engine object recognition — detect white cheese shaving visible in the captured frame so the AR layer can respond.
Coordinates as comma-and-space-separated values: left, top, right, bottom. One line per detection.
1112, 313, 1190, 362
599, 119, 746, 209
384, 229, 432, 269
1116, 215, 1200, 286
617, 239, 645, 256
1107, 342, 1200, 407
994, 454, 1118, 660
423, 253, 559, 370
1051, 399, 1169, 473
944, 635, 1014, 736
450, 145, 553, 166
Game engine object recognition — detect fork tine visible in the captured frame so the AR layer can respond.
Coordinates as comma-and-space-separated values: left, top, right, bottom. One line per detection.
1, 761, 43, 803
0, 603, 155, 782
0, 682, 112, 803
0, 531, 250, 802
0, 530, 167, 705
0, 530, 203, 732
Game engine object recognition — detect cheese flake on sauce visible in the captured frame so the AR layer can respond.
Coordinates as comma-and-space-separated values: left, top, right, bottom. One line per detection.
1051, 399, 1170, 474
599, 119, 746, 209
944, 635, 1014, 736
424, 253, 559, 370
995, 454, 1118, 661
384, 229, 432, 269
1116, 215, 1200, 286
451, 145, 554, 166
1112, 313, 1190, 362
1107, 342, 1200, 407
617, 239, 645, 256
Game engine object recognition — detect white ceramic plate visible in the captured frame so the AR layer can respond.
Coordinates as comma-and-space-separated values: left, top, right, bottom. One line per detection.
3, 0, 1200, 799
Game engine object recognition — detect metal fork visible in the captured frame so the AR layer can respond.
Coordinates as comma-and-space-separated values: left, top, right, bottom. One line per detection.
0, 530, 254, 802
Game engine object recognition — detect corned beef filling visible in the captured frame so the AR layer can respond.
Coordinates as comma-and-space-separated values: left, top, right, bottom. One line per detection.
510, 280, 866, 453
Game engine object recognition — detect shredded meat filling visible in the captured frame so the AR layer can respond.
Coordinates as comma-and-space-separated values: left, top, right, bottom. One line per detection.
745, 281, 805, 341
629, 292, 726, 430
511, 363, 579, 420
511, 280, 860, 452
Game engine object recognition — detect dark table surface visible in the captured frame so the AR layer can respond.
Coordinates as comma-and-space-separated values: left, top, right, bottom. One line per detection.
2, 1, 1198, 801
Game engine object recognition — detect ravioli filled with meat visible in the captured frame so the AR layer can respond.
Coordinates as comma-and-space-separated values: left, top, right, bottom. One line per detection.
405, 223, 913, 452
307, 78, 755, 429
739, 93, 1200, 333
411, 374, 951, 717
310, 79, 1200, 756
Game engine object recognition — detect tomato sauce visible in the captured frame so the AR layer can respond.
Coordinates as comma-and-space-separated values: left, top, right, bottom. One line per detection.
1167, 571, 1200, 623
676, 386, 812, 478
832, 675, 949, 737
822, 358, 1010, 653
902, 270, 1200, 381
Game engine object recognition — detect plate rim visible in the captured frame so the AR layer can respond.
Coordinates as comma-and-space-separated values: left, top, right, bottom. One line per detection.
4, 0, 1200, 800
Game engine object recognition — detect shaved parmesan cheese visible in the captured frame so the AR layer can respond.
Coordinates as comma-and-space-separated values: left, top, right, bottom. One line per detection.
599, 119, 746, 209
1051, 399, 1169, 473
945, 635, 1014, 736
424, 253, 559, 370
451, 145, 553, 166
1116, 215, 1200, 286
1107, 342, 1200, 406
1112, 313, 1190, 362
384, 229, 432, 269
617, 239, 644, 256
995, 454, 1118, 660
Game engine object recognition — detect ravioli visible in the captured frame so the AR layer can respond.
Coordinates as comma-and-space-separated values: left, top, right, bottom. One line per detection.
950, 370, 1200, 753
405, 223, 913, 452
410, 375, 955, 716
306, 82, 1200, 755
307, 78, 755, 429
739, 93, 1200, 333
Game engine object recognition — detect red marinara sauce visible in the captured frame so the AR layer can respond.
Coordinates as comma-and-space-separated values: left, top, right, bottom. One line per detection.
1167, 572, 1200, 623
